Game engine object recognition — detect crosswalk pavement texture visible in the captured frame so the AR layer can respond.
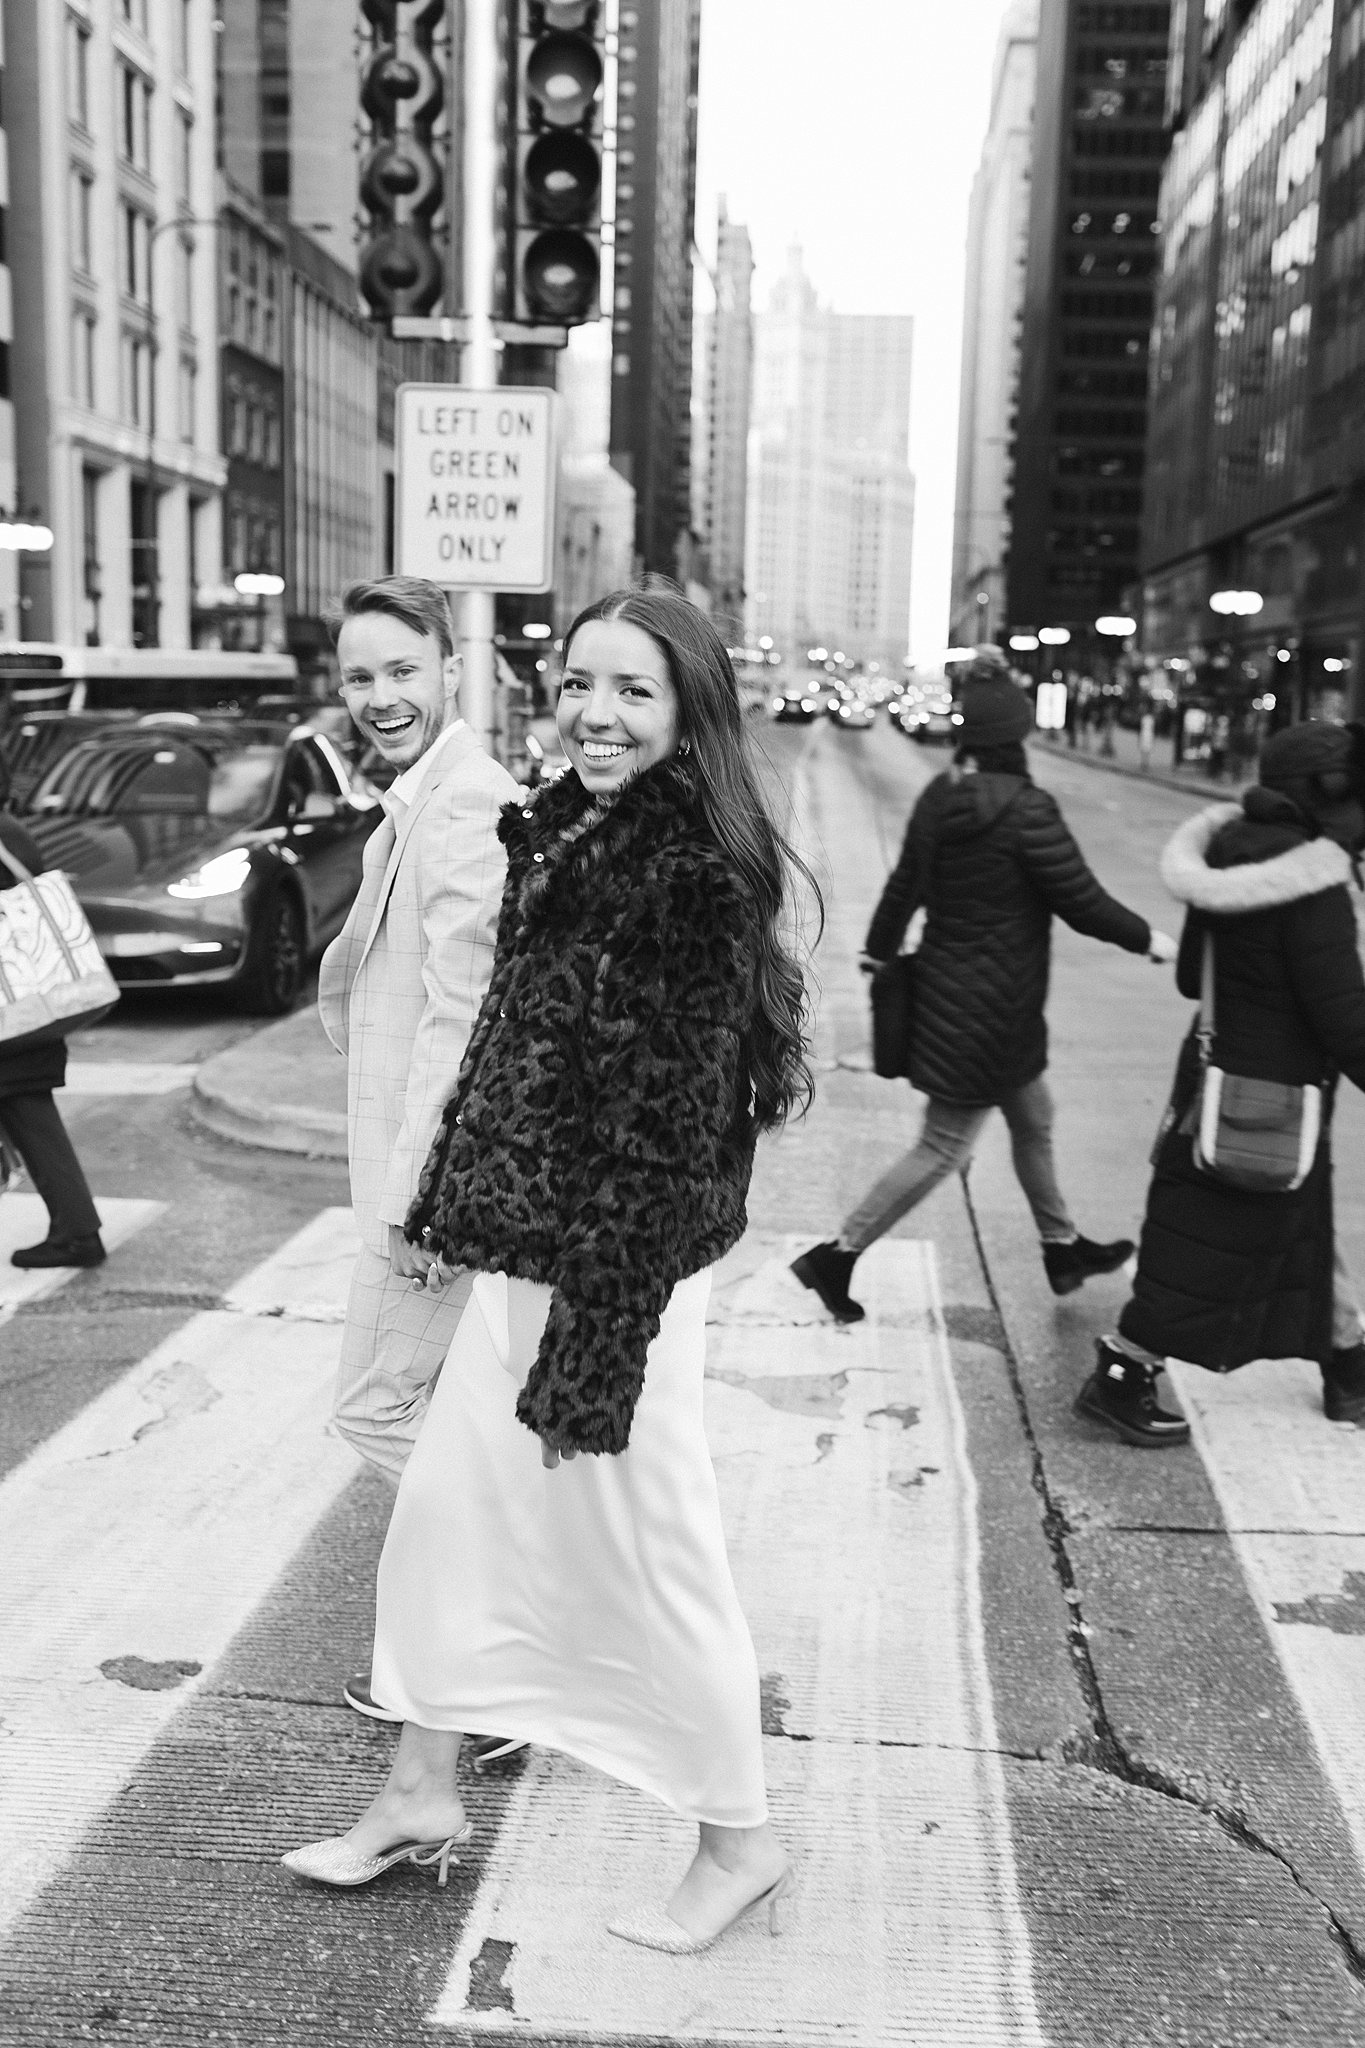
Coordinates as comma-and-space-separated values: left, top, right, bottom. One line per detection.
2, 1200, 1364, 2040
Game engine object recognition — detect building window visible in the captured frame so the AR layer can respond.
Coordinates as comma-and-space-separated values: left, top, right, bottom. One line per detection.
120, 0, 148, 31
177, 111, 193, 207
68, 16, 91, 129
118, 65, 152, 172
82, 467, 102, 645
179, 357, 196, 442
176, 0, 192, 76
264, 406, 281, 468
71, 308, 96, 407
121, 330, 150, 425
178, 236, 194, 328
120, 202, 151, 302
70, 167, 94, 274
130, 477, 159, 648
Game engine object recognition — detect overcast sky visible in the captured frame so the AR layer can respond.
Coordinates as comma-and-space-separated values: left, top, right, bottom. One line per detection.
693, 0, 1014, 659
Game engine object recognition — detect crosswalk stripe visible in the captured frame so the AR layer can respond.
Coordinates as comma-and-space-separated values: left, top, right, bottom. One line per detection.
0, 1206, 359, 1943
0, 1194, 163, 1321
1169, 1360, 1365, 1870
429, 1235, 1044, 2043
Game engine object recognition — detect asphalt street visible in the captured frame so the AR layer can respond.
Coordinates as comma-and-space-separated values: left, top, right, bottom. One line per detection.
1, 714, 1364, 2046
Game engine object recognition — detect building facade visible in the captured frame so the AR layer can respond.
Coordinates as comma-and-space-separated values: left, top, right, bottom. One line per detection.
699, 201, 754, 634
0, 10, 17, 642
747, 249, 914, 667
6, 0, 225, 648
1008, 0, 1170, 644
951, 0, 1039, 648
609, 0, 702, 582
1142, 0, 1365, 721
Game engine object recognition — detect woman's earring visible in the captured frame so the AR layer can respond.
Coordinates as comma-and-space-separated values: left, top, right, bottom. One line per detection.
678, 737, 692, 756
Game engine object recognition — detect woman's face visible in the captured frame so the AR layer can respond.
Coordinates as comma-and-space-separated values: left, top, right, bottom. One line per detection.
557, 618, 681, 794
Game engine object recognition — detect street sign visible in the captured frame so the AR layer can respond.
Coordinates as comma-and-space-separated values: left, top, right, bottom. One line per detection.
394, 383, 556, 592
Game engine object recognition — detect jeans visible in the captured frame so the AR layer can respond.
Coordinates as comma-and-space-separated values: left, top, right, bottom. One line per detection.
841, 1076, 1076, 1255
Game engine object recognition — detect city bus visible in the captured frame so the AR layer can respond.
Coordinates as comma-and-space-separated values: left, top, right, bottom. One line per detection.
0, 644, 301, 717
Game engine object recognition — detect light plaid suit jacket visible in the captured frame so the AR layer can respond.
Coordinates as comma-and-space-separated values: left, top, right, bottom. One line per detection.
318, 723, 519, 1256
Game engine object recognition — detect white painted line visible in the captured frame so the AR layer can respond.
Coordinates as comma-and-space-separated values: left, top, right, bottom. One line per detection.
1170, 1358, 1365, 1870
0, 1195, 163, 1321
222, 1206, 361, 1323
0, 1206, 360, 1942
430, 1234, 1043, 2045
63, 1062, 198, 1096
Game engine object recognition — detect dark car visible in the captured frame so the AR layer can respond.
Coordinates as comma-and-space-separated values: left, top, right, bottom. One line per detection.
769, 678, 824, 723
8, 712, 383, 1013
896, 692, 960, 744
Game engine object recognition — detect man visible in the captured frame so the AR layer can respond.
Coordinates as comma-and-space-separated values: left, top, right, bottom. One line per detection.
319, 575, 521, 1749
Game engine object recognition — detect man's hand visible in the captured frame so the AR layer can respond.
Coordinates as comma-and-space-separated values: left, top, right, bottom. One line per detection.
1148, 929, 1178, 964
389, 1223, 433, 1280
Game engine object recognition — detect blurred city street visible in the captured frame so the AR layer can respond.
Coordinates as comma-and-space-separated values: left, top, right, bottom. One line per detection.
2, 719, 1363, 2044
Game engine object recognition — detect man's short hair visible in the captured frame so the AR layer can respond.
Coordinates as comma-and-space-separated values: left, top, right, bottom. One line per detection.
327, 576, 455, 662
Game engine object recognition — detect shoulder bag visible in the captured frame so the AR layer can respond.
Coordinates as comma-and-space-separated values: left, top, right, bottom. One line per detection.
870, 953, 917, 1079
0, 836, 120, 1053
1191, 930, 1320, 1193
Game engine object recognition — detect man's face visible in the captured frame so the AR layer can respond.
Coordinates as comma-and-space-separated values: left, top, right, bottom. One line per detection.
336, 611, 460, 772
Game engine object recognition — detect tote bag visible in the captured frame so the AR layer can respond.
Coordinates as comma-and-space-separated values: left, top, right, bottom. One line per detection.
0, 836, 120, 1053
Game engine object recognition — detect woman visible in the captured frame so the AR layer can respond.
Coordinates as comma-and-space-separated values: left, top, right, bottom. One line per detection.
0, 793, 105, 1269
1078, 720, 1365, 1445
285, 590, 815, 1952
791, 651, 1176, 1323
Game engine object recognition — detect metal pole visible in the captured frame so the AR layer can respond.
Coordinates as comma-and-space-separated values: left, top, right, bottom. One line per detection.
459, 0, 498, 751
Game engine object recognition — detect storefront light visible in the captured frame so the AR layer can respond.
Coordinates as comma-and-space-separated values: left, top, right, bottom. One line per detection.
1009, 633, 1040, 652
1323, 657, 1348, 673
1038, 627, 1071, 646
1208, 589, 1263, 617
1275, 648, 1292, 664
1095, 615, 1136, 637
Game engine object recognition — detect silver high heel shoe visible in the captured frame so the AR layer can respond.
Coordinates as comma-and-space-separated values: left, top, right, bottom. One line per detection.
281, 1818, 473, 1889
607, 1864, 795, 1954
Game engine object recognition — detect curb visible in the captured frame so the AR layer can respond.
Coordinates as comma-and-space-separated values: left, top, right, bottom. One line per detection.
1028, 735, 1249, 805
189, 1067, 348, 1158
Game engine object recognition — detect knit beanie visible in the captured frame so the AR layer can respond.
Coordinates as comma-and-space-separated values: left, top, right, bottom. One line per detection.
955, 674, 1033, 749
1258, 721, 1354, 790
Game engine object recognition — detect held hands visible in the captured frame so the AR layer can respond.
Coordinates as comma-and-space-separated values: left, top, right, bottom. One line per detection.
1148, 929, 1178, 964
389, 1223, 463, 1292
858, 953, 882, 978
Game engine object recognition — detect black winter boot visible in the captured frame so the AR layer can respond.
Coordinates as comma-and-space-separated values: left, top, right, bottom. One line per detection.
1322, 1342, 1365, 1425
790, 1241, 865, 1323
11, 1232, 105, 1270
1043, 1235, 1135, 1296
1075, 1338, 1190, 1448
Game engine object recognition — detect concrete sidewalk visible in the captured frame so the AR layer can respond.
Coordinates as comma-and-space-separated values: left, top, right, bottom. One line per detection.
1029, 721, 1252, 801
190, 1002, 347, 1158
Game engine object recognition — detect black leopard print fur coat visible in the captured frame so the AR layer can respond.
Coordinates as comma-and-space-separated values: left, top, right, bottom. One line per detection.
406, 755, 762, 1456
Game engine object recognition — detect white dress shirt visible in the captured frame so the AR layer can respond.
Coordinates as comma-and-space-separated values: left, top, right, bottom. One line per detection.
382, 717, 467, 817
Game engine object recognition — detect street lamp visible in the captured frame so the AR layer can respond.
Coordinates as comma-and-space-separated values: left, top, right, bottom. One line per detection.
0, 522, 55, 552
1209, 589, 1263, 617
1095, 615, 1136, 637
1038, 626, 1071, 646
1008, 633, 1040, 652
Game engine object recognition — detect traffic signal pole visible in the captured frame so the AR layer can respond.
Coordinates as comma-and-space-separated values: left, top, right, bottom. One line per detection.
457, 0, 499, 751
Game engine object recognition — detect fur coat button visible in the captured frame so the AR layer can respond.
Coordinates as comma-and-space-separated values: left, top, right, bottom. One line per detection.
522, 808, 533, 819
533, 852, 545, 863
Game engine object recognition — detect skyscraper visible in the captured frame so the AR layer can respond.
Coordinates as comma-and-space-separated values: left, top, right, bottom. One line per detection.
609, 0, 703, 581
699, 201, 754, 633
951, 0, 1039, 648
1008, 0, 1170, 639
1142, 0, 1363, 722
747, 249, 914, 667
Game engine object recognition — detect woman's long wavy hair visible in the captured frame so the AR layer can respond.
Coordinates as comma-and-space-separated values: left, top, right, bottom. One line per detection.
563, 589, 821, 1128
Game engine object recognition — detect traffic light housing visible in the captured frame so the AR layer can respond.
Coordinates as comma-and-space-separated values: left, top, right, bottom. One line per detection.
504, 0, 606, 326
358, 0, 447, 320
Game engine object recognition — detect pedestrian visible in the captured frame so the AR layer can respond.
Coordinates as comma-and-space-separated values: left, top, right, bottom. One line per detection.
1139, 704, 1156, 771
1077, 721, 1365, 1445
285, 588, 813, 1955
317, 574, 522, 1751
0, 792, 105, 1270
791, 655, 1177, 1323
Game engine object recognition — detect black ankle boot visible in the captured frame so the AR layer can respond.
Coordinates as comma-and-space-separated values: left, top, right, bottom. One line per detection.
1075, 1338, 1190, 1447
11, 1232, 106, 1270
790, 1241, 865, 1323
1043, 1235, 1135, 1297
1323, 1342, 1365, 1425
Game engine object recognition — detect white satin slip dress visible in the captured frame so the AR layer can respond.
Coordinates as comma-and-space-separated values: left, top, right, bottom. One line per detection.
370, 1266, 769, 1829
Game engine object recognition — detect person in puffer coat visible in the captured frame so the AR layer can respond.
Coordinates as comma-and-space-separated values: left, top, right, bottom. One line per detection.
1079, 720, 1365, 1446
792, 655, 1175, 1322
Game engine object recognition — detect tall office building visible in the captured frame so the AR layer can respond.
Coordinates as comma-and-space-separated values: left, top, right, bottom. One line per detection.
950, 0, 1039, 648
1143, 0, 1363, 721
5, 0, 225, 648
747, 249, 914, 667
610, 0, 703, 581
699, 201, 754, 631
1007, 0, 1170, 640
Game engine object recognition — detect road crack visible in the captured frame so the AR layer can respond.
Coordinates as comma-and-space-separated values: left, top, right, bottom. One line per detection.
962, 1181, 1365, 1988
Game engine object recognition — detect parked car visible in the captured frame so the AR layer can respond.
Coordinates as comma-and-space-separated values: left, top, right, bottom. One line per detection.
896, 693, 960, 744
829, 685, 876, 729
8, 712, 383, 1013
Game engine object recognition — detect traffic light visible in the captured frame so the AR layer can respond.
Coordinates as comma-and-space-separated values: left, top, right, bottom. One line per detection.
504, 1, 606, 325
358, 0, 446, 320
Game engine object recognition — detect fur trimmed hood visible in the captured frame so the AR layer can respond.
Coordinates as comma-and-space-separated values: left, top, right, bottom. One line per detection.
1160, 802, 1352, 913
